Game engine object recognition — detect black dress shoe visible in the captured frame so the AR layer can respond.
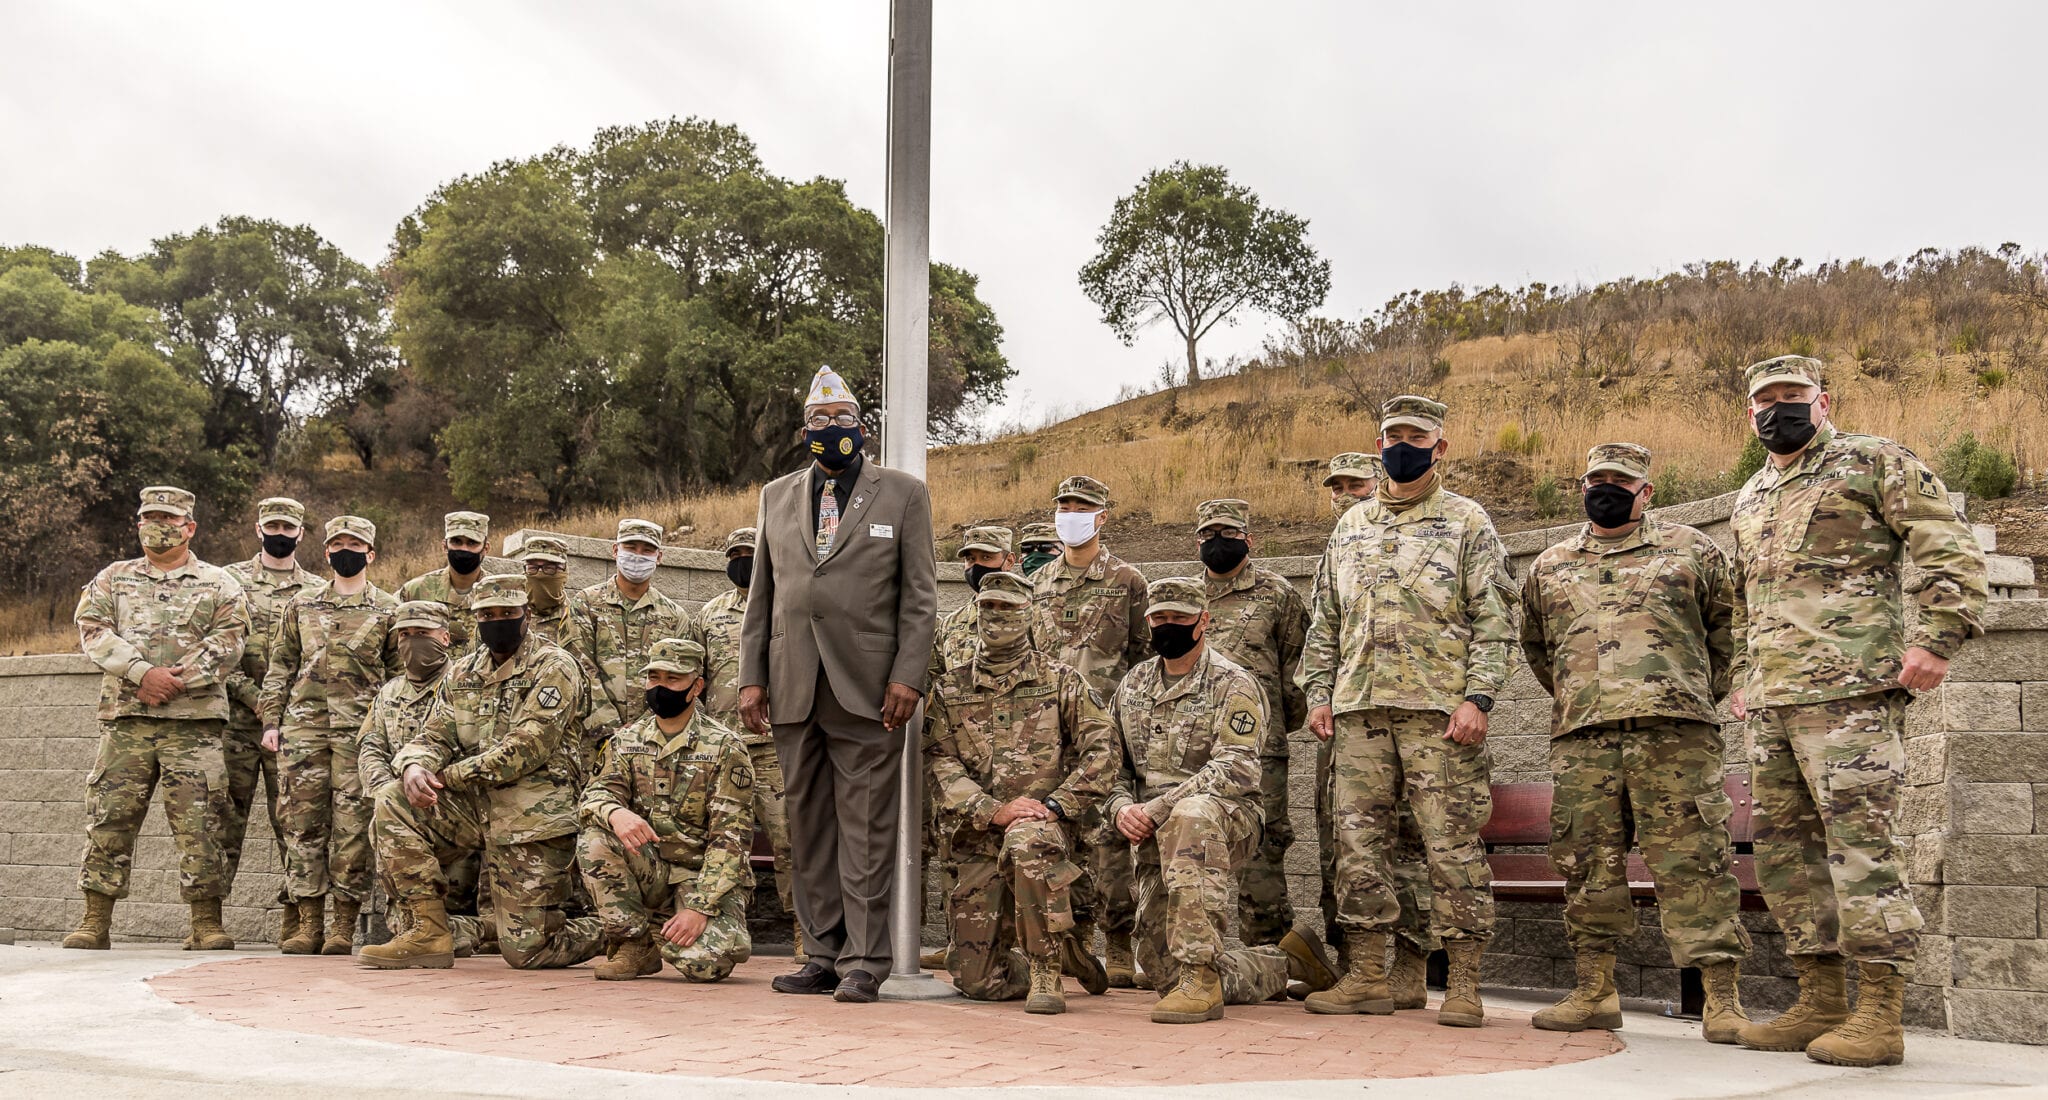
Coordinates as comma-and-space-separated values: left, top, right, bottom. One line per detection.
772, 961, 841, 995
833, 969, 881, 1003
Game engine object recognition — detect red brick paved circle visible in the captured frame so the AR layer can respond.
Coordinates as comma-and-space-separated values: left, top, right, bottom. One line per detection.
150, 956, 1621, 1086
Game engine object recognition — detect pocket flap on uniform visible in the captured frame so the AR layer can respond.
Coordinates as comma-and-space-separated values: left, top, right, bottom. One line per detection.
1694, 788, 1735, 828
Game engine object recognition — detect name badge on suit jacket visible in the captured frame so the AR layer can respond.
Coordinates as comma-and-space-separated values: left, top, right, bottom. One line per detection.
870, 524, 894, 539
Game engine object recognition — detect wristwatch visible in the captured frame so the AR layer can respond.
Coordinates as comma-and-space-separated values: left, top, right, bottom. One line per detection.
1043, 796, 1068, 822
1464, 694, 1495, 714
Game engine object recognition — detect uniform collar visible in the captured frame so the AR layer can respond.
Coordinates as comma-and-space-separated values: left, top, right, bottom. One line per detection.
483, 631, 540, 684
1056, 546, 1114, 583
1570, 517, 1661, 555
652, 710, 710, 758
602, 575, 663, 611
321, 581, 385, 607
1152, 647, 1213, 703
1758, 425, 1839, 489
244, 554, 316, 588
139, 555, 202, 580
1360, 486, 1447, 527
1204, 565, 1257, 597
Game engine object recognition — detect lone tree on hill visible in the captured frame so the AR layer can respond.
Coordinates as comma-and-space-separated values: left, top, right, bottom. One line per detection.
1079, 161, 1330, 383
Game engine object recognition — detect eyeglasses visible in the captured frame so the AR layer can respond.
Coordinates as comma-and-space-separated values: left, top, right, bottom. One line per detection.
805, 414, 861, 430
525, 563, 566, 575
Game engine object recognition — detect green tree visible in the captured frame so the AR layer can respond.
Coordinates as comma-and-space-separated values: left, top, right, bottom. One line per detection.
1079, 161, 1330, 383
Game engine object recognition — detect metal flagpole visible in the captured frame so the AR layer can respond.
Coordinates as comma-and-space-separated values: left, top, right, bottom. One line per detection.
876, 0, 952, 1001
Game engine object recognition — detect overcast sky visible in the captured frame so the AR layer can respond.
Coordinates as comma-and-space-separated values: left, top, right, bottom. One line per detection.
7, 2, 2046, 424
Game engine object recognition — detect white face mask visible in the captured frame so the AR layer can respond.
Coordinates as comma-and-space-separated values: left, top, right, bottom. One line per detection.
1054, 511, 1100, 548
617, 550, 659, 583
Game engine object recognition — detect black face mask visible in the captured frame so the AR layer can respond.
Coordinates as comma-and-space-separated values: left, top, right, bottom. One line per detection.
328, 549, 369, 578
806, 424, 864, 472
1199, 536, 1249, 574
1380, 441, 1436, 484
1753, 401, 1818, 456
1150, 621, 1201, 660
447, 548, 483, 575
965, 563, 1000, 592
645, 683, 697, 720
1583, 483, 1641, 529
726, 555, 753, 590
476, 615, 525, 657
261, 533, 299, 559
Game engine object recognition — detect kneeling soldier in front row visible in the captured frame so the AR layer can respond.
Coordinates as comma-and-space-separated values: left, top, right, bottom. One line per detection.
578, 637, 756, 982
925, 572, 1115, 1012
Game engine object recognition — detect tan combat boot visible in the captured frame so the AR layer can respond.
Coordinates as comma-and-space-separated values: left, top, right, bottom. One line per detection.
1278, 922, 1339, 994
280, 896, 325, 955
1737, 954, 1848, 1052
1438, 938, 1486, 1028
62, 891, 115, 950
357, 899, 455, 969
1805, 961, 1906, 1067
1105, 930, 1137, 989
184, 898, 235, 951
1151, 963, 1225, 1024
1390, 938, 1430, 1010
594, 934, 663, 981
1025, 956, 1066, 1015
1533, 952, 1621, 1031
1061, 930, 1110, 995
793, 925, 807, 963
1701, 960, 1748, 1044
920, 944, 950, 970
1305, 931, 1394, 1015
322, 897, 360, 956
278, 900, 300, 948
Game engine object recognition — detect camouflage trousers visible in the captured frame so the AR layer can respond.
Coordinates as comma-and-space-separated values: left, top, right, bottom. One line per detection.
576, 826, 753, 982
1235, 754, 1296, 947
1549, 717, 1749, 966
277, 724, 370, 901
745, 741, 796, 919
371, 785, 604, 970
1750, 692, 1921, 963
1329, 707, 1494, 940
79, 717, 227, 902
370, 775, 484, 939
1315, 735, 1436, 956
1074, 809, 1137, 937
221, 719, 285, 902
1131, 793, 1287, 1003
947, 819, 1084, 1001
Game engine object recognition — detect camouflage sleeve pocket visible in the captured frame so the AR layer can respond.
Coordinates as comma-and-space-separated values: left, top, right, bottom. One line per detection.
1694, 788, 1735, 828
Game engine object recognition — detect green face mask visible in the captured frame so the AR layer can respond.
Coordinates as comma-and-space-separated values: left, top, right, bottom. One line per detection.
139, 521, 189, 552
1020, 550, 1058, 574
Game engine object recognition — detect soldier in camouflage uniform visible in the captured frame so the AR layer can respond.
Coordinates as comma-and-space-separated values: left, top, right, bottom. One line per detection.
519, 535, 574, 646
579, 637, 756, 982
1017, 522, 1061, 579
1109, 578, 1325, 1024
700, 527, 797, 954
1726, 357, 1987, 1067
65, 486, 248, 952
358, 575, 605, 971
222, 496, 323, 945
925, 572, 1115, 1012
1520, 443, 1749, 1041
565, 518, 697, 758
1190, 499, 1308, 948
258, 515, 401, 955
398, 511, 501, 654
1325, 451, 1384, 515
1032, 476, 1150, 985
1298, 396, 1516, 1027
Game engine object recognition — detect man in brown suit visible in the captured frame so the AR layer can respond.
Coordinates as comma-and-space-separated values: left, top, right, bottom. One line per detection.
740, 365, 939, 1003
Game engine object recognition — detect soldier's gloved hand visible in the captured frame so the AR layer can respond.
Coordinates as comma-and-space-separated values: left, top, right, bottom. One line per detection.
1115, 804, 1156, 843
1308, 705, 1334, 742
662, 908, 709, 948
402, 764, 443, 809
609, 808, 659, 849
261, 727, 282, 753
992, 797, 1050, 828
1898, 646, 1950, 693
1444, 701, 1488, 746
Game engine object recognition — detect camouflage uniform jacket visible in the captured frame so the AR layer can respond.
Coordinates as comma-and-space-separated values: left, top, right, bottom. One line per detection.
1298, 486, 1517, 716
76, 556, 248, 722
394, 633, 587, 845
579, 708, 755, 914
924, 652, 1118, 855
1030, 547, 1151, 702
396, 562, 514, 654
356, 670, 443, 799
927, 599, 982, 685
1519, 517, 1737, 735
1105, 647, 1266, 824
564, 577, 698, 732
257, 583, 401, 732
1731, 427, 1987, 707
527, 602, 574, 649
223, 556, 324, 728
1203, 563, 1309, 754
699, 587, 755, 740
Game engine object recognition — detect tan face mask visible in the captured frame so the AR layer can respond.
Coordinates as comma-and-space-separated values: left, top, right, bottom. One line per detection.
400, 633, 449, 681
527, 573, 568, 611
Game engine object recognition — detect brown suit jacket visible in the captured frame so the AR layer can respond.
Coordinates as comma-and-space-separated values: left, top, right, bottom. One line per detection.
739, 459, 938, 722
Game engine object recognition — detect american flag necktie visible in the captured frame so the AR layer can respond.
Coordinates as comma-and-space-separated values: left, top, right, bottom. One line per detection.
817, 478, 839, 557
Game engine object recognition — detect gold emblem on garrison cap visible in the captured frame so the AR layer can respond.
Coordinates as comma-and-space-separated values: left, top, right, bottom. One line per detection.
470, 574, 528, 610
1019, 522, 1059, 547
1379, 395, 1447, 434
1053, 475, 1110, 508
519, 534, 568, 564
958, 525, 1014, 557
1195, 499, 1250, 534
1145, 577, 1208, 617
975, 571, 1034, 607
641, 636, 706, 677
1323, 452, 1384, 486
1744, 355, 1825, 397
614, 518, 665, 547
392, 600, 451, 632
722, 527, 758, 555
136, 485, 195, 518
443, 511, 490, 542
256, 497, 305, 527
805, 364, 861, 410
1583, 443, 1652, 480
324, 515, 377, 548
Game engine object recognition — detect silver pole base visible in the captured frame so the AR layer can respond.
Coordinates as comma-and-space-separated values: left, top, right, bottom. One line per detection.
879, 969, 961, 1001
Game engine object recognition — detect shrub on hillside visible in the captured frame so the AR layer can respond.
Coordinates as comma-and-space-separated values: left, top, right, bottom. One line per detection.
1727, 437, 1768, 488
1937, 432, 2018, 500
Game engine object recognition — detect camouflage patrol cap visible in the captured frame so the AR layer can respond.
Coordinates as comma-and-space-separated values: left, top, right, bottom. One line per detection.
470, 573, 528, 610
958, 525, 1014, 557
518, 534, 568, 564
1323, 452, 1384, 486
1019, 522, 1059, 548
324, 515, 377, 548
641, 636, 706, 677
1053, 475, 1110, 508
1146, 577, 1208, 617
1584, 442, 1652, 480
392, 600, 451, 632
256, 497, 306, 527
614, 518, 665, 548
136, 485, 195, 518
1195, 499, 1251, 533
443, 511, 489, 542
722, 527, 758, 555
975, 571, 1034, 608
1380, 395, 1447, 434
1744, 354, 1825, 397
